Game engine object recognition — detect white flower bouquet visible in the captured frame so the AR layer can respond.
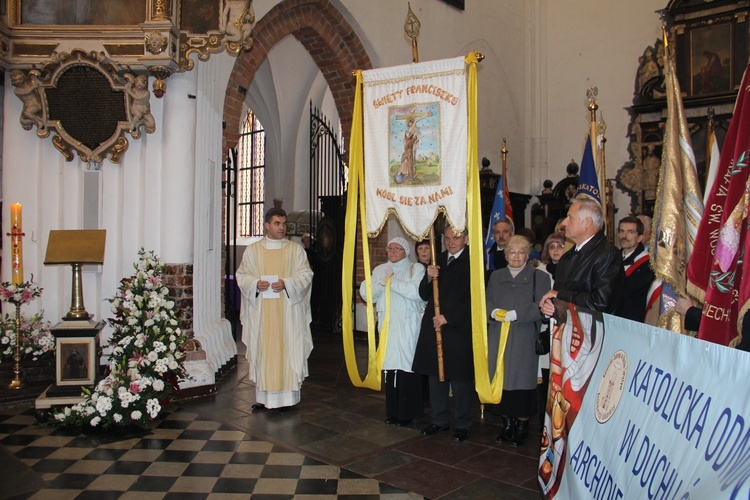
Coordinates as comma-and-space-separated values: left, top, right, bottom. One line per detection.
52, 249, 188, 430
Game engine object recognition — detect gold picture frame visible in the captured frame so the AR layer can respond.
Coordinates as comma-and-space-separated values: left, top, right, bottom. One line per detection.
672, 5, 748, 100
689, 23, 732, 96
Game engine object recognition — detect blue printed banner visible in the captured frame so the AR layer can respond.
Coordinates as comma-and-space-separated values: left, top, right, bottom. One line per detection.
540, 301, 750, 499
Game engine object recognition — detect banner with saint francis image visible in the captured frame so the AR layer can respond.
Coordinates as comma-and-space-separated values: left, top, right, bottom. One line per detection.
342, 54, 500, 404
362, 56, 468, 238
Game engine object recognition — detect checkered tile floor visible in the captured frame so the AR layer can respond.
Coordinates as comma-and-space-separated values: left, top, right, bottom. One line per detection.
0, 405, 421, 498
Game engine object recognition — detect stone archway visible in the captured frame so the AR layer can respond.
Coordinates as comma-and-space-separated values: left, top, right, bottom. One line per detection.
222, 0, 372, 152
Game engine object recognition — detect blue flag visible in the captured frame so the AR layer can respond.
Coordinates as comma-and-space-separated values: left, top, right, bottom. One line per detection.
484, 176, 505, 261
575, 133, 601, 204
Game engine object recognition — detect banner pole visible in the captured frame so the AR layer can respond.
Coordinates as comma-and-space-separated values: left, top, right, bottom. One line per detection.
430, 225, 445, 381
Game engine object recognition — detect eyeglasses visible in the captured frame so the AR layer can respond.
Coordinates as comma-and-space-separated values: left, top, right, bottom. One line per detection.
386, 247, 405, 252
507, 250, 527, 256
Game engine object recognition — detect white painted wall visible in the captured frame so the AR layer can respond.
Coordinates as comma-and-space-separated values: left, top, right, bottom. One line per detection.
545, 0, 665, 221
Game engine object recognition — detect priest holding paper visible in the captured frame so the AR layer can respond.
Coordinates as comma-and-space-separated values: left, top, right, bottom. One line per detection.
237, 207, 314, 411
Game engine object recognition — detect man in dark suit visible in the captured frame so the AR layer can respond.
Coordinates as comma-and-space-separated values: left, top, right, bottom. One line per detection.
540, 198, 624, 315
487, 218, 513, 272
615, 216, 654, 322
412, 225, 474, 442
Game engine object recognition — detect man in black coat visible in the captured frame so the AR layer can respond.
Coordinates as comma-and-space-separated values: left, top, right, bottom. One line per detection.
540, 198, 624, 315
486, 218, 513, 272
614, 216, 654, 322
412, 226, 474, 442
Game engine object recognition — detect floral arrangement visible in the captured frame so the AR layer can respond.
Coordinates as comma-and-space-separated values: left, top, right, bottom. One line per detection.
52, 249, 188, 430
0, 312, 54, 362
0, 280, 43, 306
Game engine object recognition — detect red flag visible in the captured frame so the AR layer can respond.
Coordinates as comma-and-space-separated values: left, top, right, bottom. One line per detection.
687, 64, 750, 345
503, 174, 514, 227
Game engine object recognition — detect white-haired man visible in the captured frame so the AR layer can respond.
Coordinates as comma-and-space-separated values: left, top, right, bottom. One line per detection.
540, 199, 624, 315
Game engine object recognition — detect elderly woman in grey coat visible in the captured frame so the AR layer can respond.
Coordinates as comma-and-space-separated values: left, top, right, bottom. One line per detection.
487, 235, 551, 446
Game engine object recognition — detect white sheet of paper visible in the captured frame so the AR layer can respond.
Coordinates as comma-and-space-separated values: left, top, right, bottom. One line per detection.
261, 275, 279, 298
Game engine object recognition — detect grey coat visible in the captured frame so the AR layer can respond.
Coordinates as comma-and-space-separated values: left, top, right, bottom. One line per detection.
486, 264, 551, 391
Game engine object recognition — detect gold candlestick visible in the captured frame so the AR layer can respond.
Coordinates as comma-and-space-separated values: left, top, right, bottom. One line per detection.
8, 302, 23, 389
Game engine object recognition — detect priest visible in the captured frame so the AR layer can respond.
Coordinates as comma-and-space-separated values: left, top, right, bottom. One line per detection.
237, 207, 314, 411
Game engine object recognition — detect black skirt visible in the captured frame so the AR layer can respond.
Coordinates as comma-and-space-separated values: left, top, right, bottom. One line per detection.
383, 370, 424, 420
497, 388, 537, 418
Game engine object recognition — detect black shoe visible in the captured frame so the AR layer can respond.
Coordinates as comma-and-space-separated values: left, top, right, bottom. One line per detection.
496, 416, 515, 443
384, 417, 397, 425
251, 403, 266, 412
453, 428, 469, 442
421, 423, 450, 436
395, 419, 413, 427
511, 419, 529, 447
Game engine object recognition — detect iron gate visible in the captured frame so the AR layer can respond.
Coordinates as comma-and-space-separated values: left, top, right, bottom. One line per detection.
309, 102, 347, 333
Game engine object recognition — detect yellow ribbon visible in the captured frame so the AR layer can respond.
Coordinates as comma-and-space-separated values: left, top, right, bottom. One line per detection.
377, 278, 391, 369
466, 51, 507, 404
493, 308, 508, 322
341, 70, 383, 389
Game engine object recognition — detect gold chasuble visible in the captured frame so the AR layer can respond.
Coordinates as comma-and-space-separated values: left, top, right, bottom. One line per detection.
237, 237, 314, 409
257, 244, 289, 391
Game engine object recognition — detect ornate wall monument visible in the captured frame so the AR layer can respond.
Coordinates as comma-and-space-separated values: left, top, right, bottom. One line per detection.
0, 0, 256, 162
616, 0, 748, 215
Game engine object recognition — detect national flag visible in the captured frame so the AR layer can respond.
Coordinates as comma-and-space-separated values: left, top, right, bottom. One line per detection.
502, 168, 514, 228
575, 133, 602, 205
687, 66, 750, 345
643, 278, 663, 327
483, 175, 505, 262
650, 40, 704, 334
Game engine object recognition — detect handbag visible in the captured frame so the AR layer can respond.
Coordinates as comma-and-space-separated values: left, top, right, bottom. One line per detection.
532, 270, 551, 355
535, 327, 551, 355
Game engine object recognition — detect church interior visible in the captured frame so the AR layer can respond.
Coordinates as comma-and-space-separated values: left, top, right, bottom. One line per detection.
0, 0, 745, 497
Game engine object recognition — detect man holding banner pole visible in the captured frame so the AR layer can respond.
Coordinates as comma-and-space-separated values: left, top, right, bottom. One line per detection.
412, 225, 474, 442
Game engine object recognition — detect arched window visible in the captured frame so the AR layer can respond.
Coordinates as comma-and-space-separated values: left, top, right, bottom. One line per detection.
236, 110, 265, 237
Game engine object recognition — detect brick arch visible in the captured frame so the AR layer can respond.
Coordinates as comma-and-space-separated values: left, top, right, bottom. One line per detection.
222, 0, 372, 153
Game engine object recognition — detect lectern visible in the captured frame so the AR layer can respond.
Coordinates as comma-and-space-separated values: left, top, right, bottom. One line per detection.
44, 229, 107, 324
37, 230, 106, 410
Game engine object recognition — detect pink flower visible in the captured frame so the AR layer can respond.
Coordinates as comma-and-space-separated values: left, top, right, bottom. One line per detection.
128, 352, 149, 368
129, 382, 142, 394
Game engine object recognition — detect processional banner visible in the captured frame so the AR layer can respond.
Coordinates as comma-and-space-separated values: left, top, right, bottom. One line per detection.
342, 54, 499, 402
362, 56, 467, 238
539, 301, 750, 499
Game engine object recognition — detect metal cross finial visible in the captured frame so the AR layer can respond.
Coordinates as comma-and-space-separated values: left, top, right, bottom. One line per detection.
587, 87, 599, 114
586, 87, 598, 105
405, 3, 421, 63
